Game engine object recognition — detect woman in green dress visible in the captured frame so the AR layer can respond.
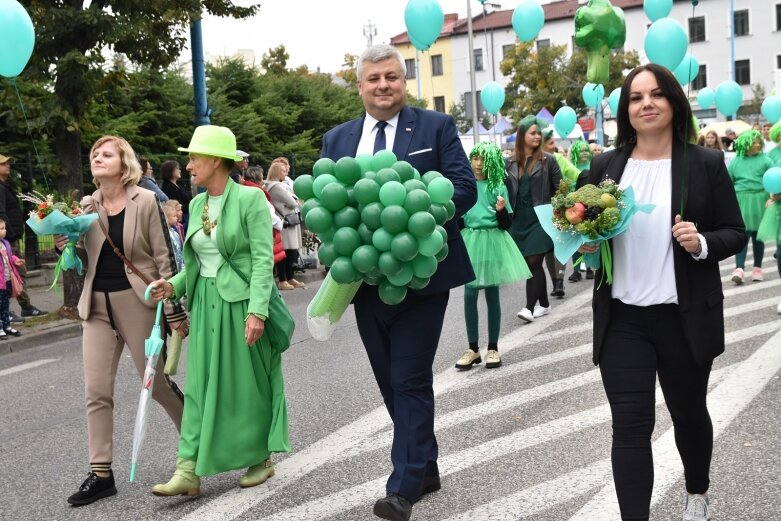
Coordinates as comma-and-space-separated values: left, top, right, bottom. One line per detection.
769, 121, 781, 166
150, 125, 290, 496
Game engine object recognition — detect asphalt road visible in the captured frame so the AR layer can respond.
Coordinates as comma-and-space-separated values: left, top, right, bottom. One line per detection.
1, 253, 779, 521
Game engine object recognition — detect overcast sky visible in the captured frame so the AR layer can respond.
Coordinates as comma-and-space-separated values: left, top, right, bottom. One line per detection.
197, 0, 546, 73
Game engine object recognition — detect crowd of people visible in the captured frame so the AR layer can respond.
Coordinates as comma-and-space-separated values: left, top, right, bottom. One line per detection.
18, 43, 778, 521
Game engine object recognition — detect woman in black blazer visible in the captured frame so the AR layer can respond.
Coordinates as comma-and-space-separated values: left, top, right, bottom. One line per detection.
582, 64, 745, 521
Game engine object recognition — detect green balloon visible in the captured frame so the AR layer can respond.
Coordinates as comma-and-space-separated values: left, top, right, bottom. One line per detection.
427, 176, 455, 205
361, 202, 385, 231
413, 168, 422, 181
335, 157, 362, 186
312, 158, 336, 178
408, 275, 430, 290
380, 205, 409, 234
358, 222, 374, 244
372, 150, 398, 171
390, 232, 418, 262
334, 206, 361, 229
305, 206, 333, 234
293, 175, 315, 200
319, 227, 336, 243
435, 241, 449, 262
403, 189, 431, 215
404, 179, 427, 193
378, 251, 404, 277
312, 173, 338, 199
378, 281, 407, 305
372, 227, 394, 252
379, 181, 407, 207
412, 254, 438, 279
435, 225, 448, 244
320, 182, 349, 211
418, 231, 444, 256
376, 168, 401, 186
363, 170, 377, 181
363, 272, 384, 286
408, 211, 436, 238
421, 170, 443, 185
301, 198, 321, 219
353, 178, 381, 205
334, 227, 361, 256
352, 244, 381, 273
429, 203, 448, 225
392, 161, 415, 183
444, 199, 456, 221
387, 262, 414, 286
317, 242, 339, 267
355, 154, 374, 174
346, 188, 358, 208
330, 256, 358, 284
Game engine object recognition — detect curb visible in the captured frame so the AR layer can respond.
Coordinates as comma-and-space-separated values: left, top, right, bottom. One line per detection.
0, 321, 82, 356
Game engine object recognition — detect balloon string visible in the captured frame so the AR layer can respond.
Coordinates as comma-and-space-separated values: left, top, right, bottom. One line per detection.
680, 1, 697, 220
10, 78, 50, 191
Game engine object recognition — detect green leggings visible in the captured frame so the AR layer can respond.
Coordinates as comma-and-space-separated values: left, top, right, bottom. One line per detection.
464, 285, 501, 346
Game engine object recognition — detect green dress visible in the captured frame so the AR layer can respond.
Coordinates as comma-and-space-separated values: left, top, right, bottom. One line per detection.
178, 195, 290, 477
509, 173, 553, 256
769, 146, 781, 166
728, 154, 773, 231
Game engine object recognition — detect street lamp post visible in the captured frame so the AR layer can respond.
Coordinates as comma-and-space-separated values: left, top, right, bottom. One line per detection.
467, 1, 480, 144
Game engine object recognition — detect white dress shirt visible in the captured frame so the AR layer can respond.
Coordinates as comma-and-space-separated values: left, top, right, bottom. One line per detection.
356, 112, 400, 156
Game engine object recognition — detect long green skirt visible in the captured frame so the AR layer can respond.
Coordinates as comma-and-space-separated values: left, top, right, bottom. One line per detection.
178, 277, 291, 476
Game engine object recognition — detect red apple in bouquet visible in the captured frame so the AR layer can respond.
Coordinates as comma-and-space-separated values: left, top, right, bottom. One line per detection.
565, 202, 586, 224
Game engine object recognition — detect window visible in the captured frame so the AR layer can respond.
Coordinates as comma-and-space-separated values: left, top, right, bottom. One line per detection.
431, 54, 443, 76
689, 16, 705, 43
537, 39, 550, 51
692, 64, 707, 91
474, 49, 484, 71
734, 9, 749, 36
502, 44, 515, 59
404, 59, 415, 80
464, 92, 485, 119
777, 4, 781, 31
778, 55, 781, 69
433, 96, 446, 113
735, 59, 750, 85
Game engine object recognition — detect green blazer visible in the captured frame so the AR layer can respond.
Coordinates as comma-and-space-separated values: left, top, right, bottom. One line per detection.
169, 179, 274, 319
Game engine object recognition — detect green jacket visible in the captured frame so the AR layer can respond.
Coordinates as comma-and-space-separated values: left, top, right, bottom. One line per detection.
170, 179, 274, 319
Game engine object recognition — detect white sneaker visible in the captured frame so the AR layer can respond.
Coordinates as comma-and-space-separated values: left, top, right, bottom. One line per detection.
516, 307, 534, 323
533, 304, 551, 318
776, 301, 781, 315
682, 493, 710, 521
731, 268, 744, 285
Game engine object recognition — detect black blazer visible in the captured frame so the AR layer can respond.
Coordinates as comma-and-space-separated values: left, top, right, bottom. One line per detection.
589, 143, 746, 366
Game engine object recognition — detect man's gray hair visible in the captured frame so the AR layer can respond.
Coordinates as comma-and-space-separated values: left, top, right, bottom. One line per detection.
245, 165, 265, 182
357, 44, 406, 81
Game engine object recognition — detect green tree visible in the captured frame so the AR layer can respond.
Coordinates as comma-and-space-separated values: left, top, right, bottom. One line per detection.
738, 84, 765, 124
261, 45, 290, 75
336, 54, 358, 88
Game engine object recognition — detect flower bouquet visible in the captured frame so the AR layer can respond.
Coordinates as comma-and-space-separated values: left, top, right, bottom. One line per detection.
21, 192, 98, 287
534, 179, 655, 285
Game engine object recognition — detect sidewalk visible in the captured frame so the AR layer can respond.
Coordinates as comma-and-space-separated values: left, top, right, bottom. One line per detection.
0, 265, 326, 356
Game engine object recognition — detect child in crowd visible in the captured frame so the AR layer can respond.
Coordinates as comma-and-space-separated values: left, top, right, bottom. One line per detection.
0, 218, 24, 338
163, 200, 184, 271
455, 142, 530, 370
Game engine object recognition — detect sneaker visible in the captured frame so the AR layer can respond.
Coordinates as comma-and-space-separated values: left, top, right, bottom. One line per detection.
751, 267, 763, 281
8, 311, 23, 323
568, 270, 582, 283
777, 301, 781, 315
21, 306, 47, 318
454, 349, 481, 370
485, 349, 501, 369
731, 268, 744, 285
4, 327, 20, 337
533, 304, 551, 318
517, 307, 534, 323
0, 330, 7, 340
585, 268, 595, 279
67, 471, 117, 506
682, 493, 710, 521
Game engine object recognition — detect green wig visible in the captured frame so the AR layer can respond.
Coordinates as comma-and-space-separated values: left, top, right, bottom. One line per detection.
570, 140, 592, 165
733, 129, 762, 158
770, 121, 781, 144
469, 141, 506, 193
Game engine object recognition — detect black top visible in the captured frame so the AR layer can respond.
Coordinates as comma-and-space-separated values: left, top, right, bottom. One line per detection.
162, 180, 193, 215
0, 179, 24, 243
92, 210, 132, 292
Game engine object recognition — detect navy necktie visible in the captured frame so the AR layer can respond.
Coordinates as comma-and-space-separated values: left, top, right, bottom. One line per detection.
373, 121, 388, 154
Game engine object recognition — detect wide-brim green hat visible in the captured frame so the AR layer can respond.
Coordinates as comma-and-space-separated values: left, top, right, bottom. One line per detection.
178, 125, 243, 161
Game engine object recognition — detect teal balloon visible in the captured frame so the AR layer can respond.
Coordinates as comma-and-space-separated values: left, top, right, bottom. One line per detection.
427, 177, 454, 205
429, 203, 448, 225
408, 275, 430, 290
378, 281, 407, 305
404, 0, 444, 50
404, 179, 427, 193
319, 182, 349, 212
372, 150, 398, 171
392, 161, 415, 183
330, 256, 358, 284
293, 175, 315, 200
390, 232, 418, 262
334, 157, 362, 186
378, 252, 404, 277
358, 222, 374, 244
408, 211, 436, 238
554, 106, 577, 138
361, 202, 385, 230
673, 53, 700, 85
379, 181, 407, 207
715, 80, 743, 116
387, 263, 414, 287
334, 206, 361, 229
352, 244, 380, 273
411, 254, 438, 279
376, 168, 402, 185
380, 206, 409, 234
480, 81, 506, 115
763, 167, 781, 195
372, 228, 394, 252
643, 0, 672, 21
435, 241, 449, 262
512, 0, 545, 43
697, 87, 715, 109
304, 206, 333, 234
444, 199, 456, 221
312, 173, 338, 199
333, 227, 361, 256
761, 96, 781, 124
582, 83, 605, 109
317, 242, 339, 267
312, 158, 335, 178
608, 88, 621, 115
353, 178, 381, 205
300, 198, 321, 219
404, 189, 432, 214
644, 18, 687, 71
0, 0, 35, 78
355, 154, 374, 174
421, 170, 443, 186
418, 231, 444, 256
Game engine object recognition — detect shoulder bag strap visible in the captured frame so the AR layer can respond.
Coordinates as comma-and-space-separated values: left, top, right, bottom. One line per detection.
97, 217, 152, 286
217, 248, 250, 286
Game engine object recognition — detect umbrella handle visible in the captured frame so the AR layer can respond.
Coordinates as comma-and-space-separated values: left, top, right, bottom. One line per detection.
145, 283, 164, 327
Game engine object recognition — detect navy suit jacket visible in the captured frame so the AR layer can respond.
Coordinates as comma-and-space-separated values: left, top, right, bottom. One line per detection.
321, 105, 477, 294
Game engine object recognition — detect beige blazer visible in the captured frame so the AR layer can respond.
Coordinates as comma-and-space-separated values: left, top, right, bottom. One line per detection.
77, 185, 176, 320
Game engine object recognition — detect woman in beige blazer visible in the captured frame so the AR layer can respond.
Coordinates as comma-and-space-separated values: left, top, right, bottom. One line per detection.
56, 136, 186, 507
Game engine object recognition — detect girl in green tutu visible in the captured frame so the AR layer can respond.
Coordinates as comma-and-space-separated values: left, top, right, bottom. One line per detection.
728, 130, 775, 284
455, 142, 530, 370
768, 121, 781, 166
567, 140, 595, 282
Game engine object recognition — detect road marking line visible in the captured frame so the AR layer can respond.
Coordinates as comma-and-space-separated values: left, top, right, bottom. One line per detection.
0, 358, 58, 378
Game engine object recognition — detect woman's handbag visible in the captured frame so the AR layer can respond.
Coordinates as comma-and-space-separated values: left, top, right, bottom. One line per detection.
9, 269, 23, 298
282, 212, 301, 228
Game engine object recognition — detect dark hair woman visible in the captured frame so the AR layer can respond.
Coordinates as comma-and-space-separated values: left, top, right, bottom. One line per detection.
161, 160, 193, 228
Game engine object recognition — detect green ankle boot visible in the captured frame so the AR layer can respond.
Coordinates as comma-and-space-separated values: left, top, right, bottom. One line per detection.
239, 459, 275, 488
152, 457, 200, 497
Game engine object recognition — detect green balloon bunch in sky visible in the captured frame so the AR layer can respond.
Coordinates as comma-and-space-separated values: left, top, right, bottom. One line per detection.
294, 150, 454, 305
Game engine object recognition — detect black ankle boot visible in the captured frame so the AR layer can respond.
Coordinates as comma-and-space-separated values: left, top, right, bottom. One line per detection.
551, 279, 565, 298
568, 270, 582, 283
586, 268, 595, 279
68, 471, 117, 506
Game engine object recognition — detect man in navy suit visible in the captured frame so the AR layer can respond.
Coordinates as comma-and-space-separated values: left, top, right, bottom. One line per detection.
321, 44, 477, 521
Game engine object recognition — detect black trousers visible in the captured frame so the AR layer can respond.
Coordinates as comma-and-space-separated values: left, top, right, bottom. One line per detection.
599, 299, 713, 521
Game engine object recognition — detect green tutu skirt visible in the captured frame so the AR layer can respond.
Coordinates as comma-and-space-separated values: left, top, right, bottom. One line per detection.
736, 190, 768, 231
461, 227, 531, 288
178, 277, 291, 476
757, 202, 781, 242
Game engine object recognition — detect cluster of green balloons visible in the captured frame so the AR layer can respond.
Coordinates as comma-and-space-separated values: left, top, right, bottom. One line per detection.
294, 150, 454, 305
